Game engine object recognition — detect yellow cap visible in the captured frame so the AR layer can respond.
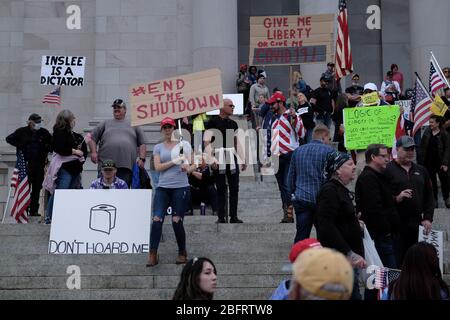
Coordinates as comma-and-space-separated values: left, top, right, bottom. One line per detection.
292, 247, 354, 300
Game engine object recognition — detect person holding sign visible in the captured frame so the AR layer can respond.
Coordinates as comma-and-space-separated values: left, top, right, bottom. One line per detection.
147, 117, 195, 267
89, 159, 128, 189
417, 115, 450, 208
87, 99, 147, 188
385, 136, 435, 265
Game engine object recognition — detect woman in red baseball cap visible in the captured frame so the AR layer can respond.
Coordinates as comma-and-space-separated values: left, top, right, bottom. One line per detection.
147, 117, 195, 267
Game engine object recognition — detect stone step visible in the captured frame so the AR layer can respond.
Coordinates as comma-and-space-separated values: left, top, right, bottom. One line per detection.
0, 274, 287, 290
0, 287, 274, 300
0, 262, 290, 277
0, 251, 290, 266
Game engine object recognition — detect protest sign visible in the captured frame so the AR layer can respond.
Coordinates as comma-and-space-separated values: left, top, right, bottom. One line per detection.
419, 226, 444, 273
130, 69, 223, 126
49, 190, 151, 254
361, 92, 380, 106
249, 14, 334, 66
344, 105, 400, 150
40, 55, 85, 86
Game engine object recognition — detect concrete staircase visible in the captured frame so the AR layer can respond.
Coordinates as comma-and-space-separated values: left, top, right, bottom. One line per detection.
1, 117, 450, 299
0, 177, 298, 300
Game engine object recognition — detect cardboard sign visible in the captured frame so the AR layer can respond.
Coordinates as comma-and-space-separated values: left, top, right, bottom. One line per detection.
207, 94, 244, 116
419, 226, 444, 273
40, 55, 85, 86
361, 92, 380, 106
249, 14, 334, 66
49, 190, 152, 254
344, 105, 400, 150
130, 69, 223, 126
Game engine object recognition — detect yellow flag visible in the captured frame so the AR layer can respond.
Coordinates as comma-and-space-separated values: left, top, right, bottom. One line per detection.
430, 95, 448, 116
193, 113, 207, 131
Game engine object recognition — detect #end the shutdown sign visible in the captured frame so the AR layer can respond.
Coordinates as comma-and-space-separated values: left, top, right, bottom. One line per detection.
49, 190, 151, 254
130, 68, 223, 126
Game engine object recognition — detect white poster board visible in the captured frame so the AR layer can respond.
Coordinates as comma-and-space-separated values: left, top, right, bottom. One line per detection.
49, 190, 152, 254
418, 225, 444, 272
207, 94, 244, 116
41, 55, 86, 86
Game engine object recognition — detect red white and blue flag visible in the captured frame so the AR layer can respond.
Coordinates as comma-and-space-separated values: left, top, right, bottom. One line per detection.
10, 150, 30, 223
429, 56, 447, 97
42, 86, 61, 105
335, 0, 353, 80
412, 77, 433, 136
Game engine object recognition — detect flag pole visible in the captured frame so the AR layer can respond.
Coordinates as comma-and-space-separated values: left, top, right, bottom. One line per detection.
431, 51, 450, 89
1, 186, 12, 224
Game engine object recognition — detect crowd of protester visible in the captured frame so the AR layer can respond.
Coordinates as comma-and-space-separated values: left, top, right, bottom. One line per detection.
5, 61, 450, 300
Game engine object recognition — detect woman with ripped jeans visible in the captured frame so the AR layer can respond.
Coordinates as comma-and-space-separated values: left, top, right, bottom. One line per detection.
146, 117, 195, 267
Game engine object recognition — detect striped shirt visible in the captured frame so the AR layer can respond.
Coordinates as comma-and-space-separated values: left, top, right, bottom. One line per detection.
271, 110, 306, 155
287, 140, 334, 203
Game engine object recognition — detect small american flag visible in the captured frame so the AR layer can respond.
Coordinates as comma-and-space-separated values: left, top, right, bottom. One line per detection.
412, 77, 433, 136
429, 56, 446, 96
10, 150, 30, 223
335, 0, 353, 80
374, 267, 401, 289
42, 86, 61, 105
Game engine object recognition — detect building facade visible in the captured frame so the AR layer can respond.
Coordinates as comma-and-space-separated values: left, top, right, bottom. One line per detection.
0, 0, 449, 149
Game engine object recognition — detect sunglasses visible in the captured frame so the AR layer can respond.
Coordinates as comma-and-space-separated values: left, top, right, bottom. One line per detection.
228, 104, 235, 108
162, 125, 173, 130
403, 146, 415, 151
102, 168, 114, 172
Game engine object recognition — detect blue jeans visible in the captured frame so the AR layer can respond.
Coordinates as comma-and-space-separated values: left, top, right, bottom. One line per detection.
45, 168, 81, 223
293, 200, 315, 243
150, 187, 190, 251
315, 113, 331, 128
274, 152, 293, 208
351, 268, 362, 300
305, 128, 314, 144
374, 234, 397, 269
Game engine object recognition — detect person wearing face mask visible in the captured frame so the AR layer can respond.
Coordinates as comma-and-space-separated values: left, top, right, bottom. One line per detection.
43, 110, 88, 224
6, 113, 52, 217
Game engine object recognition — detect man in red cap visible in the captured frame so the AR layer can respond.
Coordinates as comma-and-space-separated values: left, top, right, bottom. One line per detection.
270, 238, 322, 300
268, 92, 306, 223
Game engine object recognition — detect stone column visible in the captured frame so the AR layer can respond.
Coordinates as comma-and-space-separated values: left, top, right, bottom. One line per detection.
299, 0, 336, 89
193, 0, 237, 93
410, 0, 450, 87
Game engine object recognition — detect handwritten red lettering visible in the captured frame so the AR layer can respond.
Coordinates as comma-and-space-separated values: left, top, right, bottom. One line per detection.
147, 82, 160, 94
132, 86, 146, 96
136, 105, 148, 119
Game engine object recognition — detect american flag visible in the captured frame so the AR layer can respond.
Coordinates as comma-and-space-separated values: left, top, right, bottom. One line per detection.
335, 0, 353, 80
412, 77, 433, 136
392, 113, 406, 159
429, 56, 446, 96
42, 86, 61, 105
10, 150, 30, 223
374, 267, 401, 289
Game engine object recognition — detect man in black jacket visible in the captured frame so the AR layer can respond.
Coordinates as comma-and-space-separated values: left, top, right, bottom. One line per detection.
385, 136, 435, 265
6, 114, 52, 216
356, 144, 400, 269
